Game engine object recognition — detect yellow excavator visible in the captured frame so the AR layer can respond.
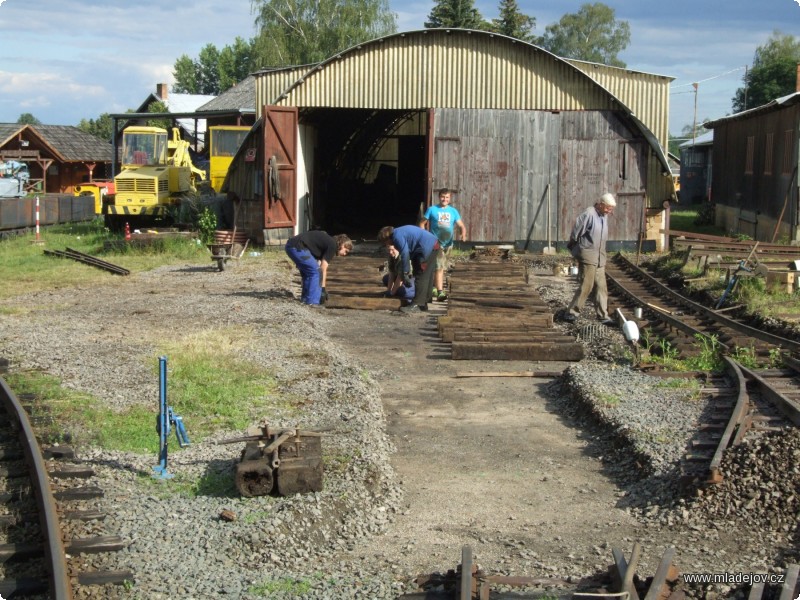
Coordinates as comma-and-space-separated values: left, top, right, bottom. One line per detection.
101, 126, 207, 229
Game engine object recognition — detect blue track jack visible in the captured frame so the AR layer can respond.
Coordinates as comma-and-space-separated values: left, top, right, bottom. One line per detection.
152, 356, 190, 479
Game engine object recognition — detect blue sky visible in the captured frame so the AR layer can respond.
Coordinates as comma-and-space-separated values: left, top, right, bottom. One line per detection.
0, 0, 797, 137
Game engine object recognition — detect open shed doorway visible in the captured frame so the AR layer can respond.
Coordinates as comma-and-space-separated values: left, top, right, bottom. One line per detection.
302, 108, 428, 239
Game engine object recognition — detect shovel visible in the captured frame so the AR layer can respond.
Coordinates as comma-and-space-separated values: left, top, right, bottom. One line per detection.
542, 183, 556, 255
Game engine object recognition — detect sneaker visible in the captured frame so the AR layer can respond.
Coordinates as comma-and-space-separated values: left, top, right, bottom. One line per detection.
561, 313, 577, 323
431, 288, 438, 297
600, 318, 615, 326
399, 304, 421, 314
437, 292, 448, 301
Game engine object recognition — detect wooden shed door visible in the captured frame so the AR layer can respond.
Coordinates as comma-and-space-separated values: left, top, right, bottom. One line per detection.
263, 105, 298, 228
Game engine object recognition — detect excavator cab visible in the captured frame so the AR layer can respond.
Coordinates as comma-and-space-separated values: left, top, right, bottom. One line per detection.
121, 127, 167, 168
208, 126, 249, 192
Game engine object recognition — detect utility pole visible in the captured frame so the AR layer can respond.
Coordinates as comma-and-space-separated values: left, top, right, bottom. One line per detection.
692, 82, 699, 145
743, 65, 749, 111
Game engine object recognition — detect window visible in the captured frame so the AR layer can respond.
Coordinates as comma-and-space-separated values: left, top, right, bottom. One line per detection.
764, 132, 774, 175
745, 136, 755, 175
783, 130, 795, 175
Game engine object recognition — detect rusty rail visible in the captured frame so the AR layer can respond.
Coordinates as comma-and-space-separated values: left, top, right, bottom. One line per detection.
0, 375, 133, 598
0, 376, 72, 599
44, 247, 130, 276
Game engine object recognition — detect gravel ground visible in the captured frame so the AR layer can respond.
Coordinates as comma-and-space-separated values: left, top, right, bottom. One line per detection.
0, 250, 797, 599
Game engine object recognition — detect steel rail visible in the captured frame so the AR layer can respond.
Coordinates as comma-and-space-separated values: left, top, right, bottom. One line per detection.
610, 253, 800, 354
708, 357, 750, 483
0, 375, 72, 599
44, 247, 130, 276
737, 364, 800, 427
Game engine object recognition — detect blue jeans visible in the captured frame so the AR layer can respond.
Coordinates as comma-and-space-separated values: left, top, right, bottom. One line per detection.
382, 273, 415, 300
285, 244, 322, 304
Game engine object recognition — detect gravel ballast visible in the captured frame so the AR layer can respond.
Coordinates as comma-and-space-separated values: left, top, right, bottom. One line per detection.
0, 251, 797, 599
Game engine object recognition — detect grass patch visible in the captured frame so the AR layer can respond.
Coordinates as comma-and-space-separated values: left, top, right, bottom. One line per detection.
5, 370, 165, 452
4, 326, 293, 454
249, 577, 313, 596
133, 467, 238, 499
654, 376, 703, 400
157, 327, 289, 436
242, 509, 275, 524
0, 219, 208, 300
598, 393, 620, 407
670, 208, 727, 237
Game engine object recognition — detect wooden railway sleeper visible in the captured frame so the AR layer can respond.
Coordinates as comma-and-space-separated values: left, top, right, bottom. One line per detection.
423, 544, 680, 600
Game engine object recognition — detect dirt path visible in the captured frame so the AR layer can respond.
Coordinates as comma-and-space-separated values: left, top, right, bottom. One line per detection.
324, 297, 662, 584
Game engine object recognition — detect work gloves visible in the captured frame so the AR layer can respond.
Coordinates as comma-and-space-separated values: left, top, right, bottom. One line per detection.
320, 287, 329, 303
402, 274, 412, 288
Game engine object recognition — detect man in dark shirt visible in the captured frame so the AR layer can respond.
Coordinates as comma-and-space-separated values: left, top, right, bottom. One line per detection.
285, 230, 353, 305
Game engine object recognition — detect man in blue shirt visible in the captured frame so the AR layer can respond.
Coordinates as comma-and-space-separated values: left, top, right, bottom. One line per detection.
421, 188, 467, 301
377, 225, 439, 314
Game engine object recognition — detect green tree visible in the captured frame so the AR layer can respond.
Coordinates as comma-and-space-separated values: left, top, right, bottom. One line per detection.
17, 113, 41, 125
251, 0, 396, 66
732, 31, 800, 112
173, 55, 199, 94
146, 101, 172, 131
425, 0, 486, 29
489, 0, 536, 42
539, 2, 630, 67
197, 44, 222, 95
77, 113, 114, 142
174, 38, 254, 95
218, 37, 254, 91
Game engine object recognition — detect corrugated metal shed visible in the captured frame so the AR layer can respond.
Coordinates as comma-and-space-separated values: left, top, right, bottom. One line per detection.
255, 65, 317, 110
236, 29, 675, 247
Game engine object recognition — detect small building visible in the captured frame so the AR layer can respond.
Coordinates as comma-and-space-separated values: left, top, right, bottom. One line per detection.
679, 130, 713, 205
195, 76, 257, 129
0, 123, 113, 194
706, 90, 800, 242
223, 29, 676, 250
130, 84, 215, 151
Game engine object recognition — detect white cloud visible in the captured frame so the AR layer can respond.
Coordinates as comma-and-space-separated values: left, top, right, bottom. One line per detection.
0, 0, 797, 132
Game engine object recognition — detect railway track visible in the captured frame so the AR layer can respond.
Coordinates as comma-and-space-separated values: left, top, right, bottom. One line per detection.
408, 544, 800, 600
605, 253, 800, 359
0, 374, 132, 598
601, 253, 800, 487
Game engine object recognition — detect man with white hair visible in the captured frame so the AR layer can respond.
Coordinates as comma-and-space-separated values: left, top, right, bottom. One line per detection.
562, 192, 616, 325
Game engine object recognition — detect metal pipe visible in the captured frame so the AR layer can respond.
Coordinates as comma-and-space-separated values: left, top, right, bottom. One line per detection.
263, 429, 295, 455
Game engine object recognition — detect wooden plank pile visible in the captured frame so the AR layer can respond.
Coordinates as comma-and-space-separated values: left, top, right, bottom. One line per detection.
441, 261, 584, 361
320, 255, 403, 310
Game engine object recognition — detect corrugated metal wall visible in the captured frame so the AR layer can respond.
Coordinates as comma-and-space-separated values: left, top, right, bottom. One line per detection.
257, 31, 618, 113
565, 59, 672, 149
0, 195, 94, 230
